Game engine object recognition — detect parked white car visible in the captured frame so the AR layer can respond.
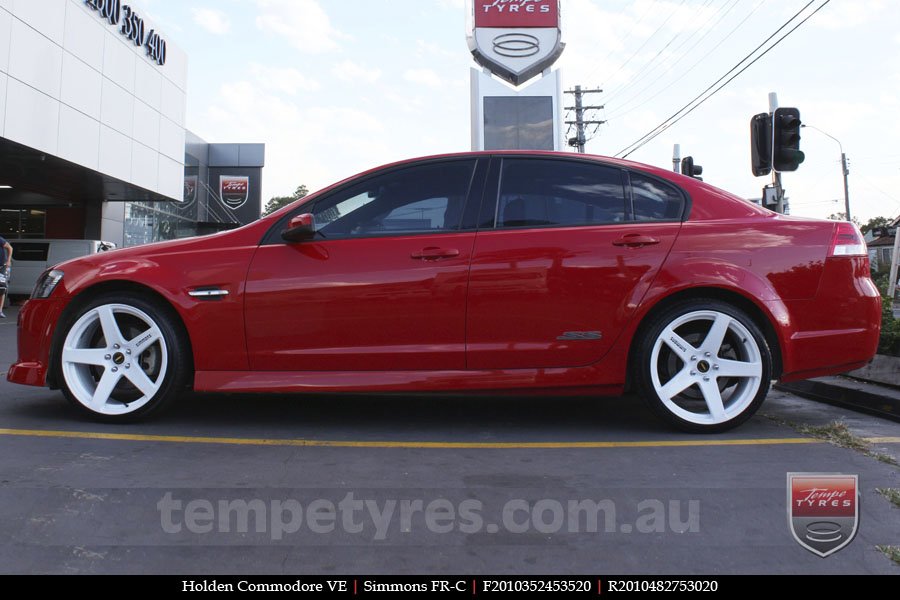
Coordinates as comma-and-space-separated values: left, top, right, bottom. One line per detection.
9, 239, 117, 296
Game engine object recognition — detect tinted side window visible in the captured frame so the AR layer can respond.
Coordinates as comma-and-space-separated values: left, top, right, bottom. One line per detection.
497, 159, 626, 228
630, 172, 685, 221
312, 161, 476, 238
9, 242, 49, 261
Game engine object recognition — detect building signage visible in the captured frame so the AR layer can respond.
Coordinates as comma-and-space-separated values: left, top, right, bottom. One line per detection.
468, 0, 564, 86
219, 176, 250, 211
183, 175, 197, 208
84, 0, 167, 66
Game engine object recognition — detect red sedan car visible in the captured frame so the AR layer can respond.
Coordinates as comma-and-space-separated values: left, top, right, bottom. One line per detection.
8, 152, 881, 432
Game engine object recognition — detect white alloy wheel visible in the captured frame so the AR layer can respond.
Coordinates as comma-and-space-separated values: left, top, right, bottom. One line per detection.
650, 310, 763, 426
635, 300, 772, 432
61, 303, 169, 416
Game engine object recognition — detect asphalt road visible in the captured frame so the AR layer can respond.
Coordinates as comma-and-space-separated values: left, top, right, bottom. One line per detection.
0, 306, 897, 575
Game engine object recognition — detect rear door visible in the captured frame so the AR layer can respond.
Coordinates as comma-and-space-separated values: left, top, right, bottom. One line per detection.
466, 157, 684, 370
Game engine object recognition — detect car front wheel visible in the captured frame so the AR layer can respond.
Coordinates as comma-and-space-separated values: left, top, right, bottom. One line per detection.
57, 293, 190, 422
635, 300, 772, 433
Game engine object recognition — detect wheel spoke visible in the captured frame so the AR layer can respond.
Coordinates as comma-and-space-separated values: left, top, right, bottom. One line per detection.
96, 305, 124, 346
702, 314, 731, 355
128, 326, 162, 355
91, 369, 121, 409
123, 367, 159, 398
699, 380, 726, 421
62, 348, 108, 367
661, 327, 697, 360
658, 368, 694, 400
717, 358, 761, 378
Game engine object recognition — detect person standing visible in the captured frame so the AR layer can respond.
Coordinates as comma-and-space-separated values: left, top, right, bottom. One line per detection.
0, 236, 12, 318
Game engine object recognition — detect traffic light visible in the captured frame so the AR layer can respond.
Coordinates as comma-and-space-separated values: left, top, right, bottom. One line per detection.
681, 156, 703, 180
750, 112, 772, 177
773, 107, 805, 172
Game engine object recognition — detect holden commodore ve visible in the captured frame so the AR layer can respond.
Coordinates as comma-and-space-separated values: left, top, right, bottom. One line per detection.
8, 152, 881, 432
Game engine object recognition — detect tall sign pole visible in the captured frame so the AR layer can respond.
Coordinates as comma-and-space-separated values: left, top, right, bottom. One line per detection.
468, 0, 566, 151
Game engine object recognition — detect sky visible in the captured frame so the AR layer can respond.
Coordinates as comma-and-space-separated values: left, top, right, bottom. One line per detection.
140, 0, 900, 223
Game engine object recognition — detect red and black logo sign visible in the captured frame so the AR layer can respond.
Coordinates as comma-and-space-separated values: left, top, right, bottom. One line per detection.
219, 176, 250, 210
787, 473, 859, 557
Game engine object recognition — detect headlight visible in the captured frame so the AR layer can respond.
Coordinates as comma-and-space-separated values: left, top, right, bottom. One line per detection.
31, 269, 64, 299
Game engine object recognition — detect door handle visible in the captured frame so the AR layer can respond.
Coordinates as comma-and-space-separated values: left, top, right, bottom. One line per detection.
612, 234, 661, 248
411, 247, 460, 260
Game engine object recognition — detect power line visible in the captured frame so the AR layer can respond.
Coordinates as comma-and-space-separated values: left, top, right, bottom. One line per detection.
616, 0, 828, 159
606, 0, 767, 122
590, 0, 691, 87
602, 0, 726, 105
616, 0, 818, 157
604, 0, 754, 116
581, 1, 655, 74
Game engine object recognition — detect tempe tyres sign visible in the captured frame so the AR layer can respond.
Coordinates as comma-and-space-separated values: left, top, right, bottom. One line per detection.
468, 0, 564, 86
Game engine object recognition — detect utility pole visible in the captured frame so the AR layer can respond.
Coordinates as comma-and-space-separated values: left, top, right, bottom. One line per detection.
564, 86, 605, 154
802, 124, 851, 222
841, 152, 851, 222
672, 144, 681, 173
769, 92, 785, 215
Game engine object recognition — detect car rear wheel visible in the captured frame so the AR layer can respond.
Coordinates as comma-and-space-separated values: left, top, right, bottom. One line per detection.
635, 300, 772, 433
58, 293, 190, 422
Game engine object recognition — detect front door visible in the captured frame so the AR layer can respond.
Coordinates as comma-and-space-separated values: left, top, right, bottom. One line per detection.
245, 159, 481, 371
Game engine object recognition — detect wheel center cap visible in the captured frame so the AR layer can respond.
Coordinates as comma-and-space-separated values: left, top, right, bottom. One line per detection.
697, 360, 710, 374
112, 352, 126, 365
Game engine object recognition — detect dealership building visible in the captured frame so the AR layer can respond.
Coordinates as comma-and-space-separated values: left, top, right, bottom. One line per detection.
0, 0, 264, 248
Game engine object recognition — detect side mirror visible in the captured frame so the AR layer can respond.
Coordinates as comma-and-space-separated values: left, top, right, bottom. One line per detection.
281, 213, 317, 243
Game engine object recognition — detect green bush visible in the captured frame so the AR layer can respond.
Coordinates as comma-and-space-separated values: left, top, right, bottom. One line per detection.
880, 297, 900, 357
873, 272, 900, 357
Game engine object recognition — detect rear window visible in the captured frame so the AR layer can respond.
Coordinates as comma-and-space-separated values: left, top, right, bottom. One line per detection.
630, 172, 685, 221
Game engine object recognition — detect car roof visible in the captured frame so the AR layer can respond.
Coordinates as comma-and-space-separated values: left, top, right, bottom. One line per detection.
372, 150, 676, 177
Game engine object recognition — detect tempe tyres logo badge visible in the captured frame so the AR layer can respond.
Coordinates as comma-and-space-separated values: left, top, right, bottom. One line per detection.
468, 0, 565, 86
787, 473, 859, 557
219, 176, 250, 211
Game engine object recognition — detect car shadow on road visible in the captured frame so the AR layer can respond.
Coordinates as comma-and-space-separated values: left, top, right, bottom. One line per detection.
5, 389, 680, 440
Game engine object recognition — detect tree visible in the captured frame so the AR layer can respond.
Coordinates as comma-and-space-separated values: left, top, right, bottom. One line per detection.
860, 216, 892, 236
263, 185, 309, 216
826, 212, 861, 228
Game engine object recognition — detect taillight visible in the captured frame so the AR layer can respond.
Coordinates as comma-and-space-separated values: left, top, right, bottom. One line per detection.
828, 221, 867, 257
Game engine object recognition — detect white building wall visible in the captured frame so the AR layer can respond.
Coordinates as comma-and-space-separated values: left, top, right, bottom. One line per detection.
0, 0, 187, 200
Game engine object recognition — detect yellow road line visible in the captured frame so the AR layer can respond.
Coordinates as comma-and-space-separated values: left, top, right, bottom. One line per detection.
0, 428, 826, 449
866, 436, 900, 444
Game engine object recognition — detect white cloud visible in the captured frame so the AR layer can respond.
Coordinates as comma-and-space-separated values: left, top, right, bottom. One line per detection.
250, 63, 321, 94
404, 68, 444, 88
813, 0, 885, 30
416, 39, 456, 59
255, 0, 343, 54
202, 81, 389, 202
438, 0, 465, 8
191, 7, 231, 35
334, 60, 383, 84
